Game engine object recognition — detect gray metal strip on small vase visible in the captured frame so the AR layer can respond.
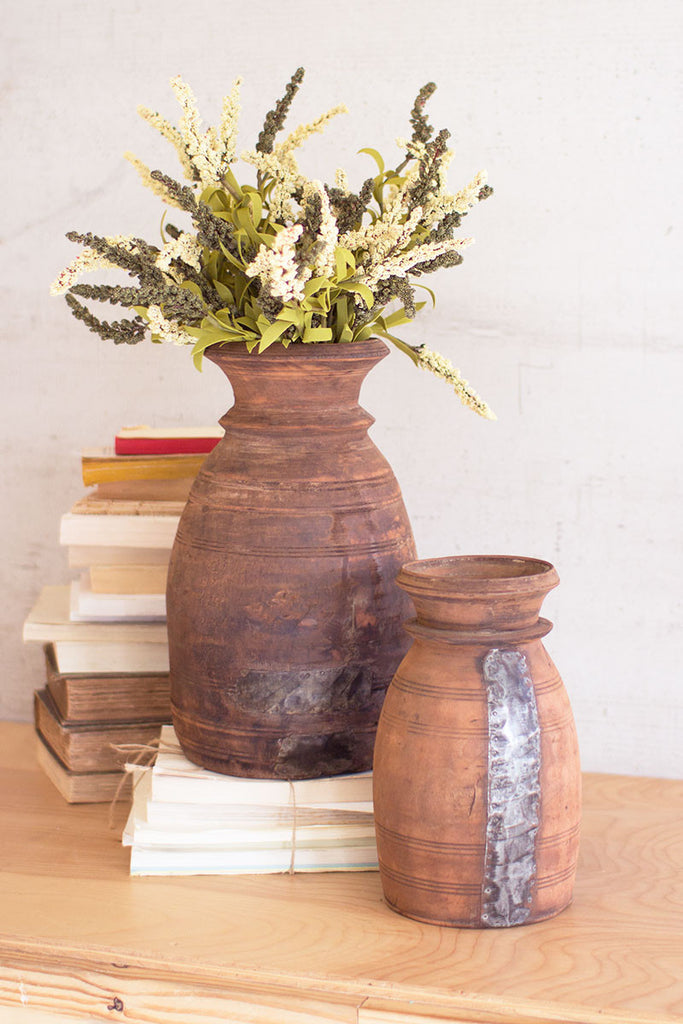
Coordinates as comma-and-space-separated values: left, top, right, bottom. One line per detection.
481, 648, 541, 927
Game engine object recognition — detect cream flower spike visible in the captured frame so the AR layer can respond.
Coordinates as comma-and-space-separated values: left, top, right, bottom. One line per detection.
136, 106, 195, 181
245, 225, 312, 304
50, 236, 139, 295
170, 76, 223, 187
278, 104, 348, 155
219, 77, 243, 165
416, 345, 496, 420
124, 152, 187, 208
146, 304, 196, 346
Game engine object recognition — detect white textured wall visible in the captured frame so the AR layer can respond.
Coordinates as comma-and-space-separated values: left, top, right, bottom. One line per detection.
3, 0, 681, 777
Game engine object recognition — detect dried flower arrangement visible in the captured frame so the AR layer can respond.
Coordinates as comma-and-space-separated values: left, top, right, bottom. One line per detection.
51, 69, 494, 417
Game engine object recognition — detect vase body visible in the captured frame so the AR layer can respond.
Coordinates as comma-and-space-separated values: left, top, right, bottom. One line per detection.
167, 339, 416, 779
373, 555, 581, 927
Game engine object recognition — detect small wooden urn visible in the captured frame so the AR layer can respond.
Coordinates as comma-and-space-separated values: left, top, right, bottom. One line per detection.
373, 555, 581, 928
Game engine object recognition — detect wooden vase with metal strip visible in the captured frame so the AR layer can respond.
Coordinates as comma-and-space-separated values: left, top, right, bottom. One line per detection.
373, 555, 581, 927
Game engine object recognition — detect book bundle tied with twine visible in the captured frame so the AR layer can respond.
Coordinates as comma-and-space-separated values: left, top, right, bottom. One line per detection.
120, 726, 378, 876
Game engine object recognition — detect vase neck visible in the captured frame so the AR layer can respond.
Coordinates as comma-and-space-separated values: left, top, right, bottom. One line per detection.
404, 616, 554, 647
397, 556, 559, 633
206, 341, 388, 434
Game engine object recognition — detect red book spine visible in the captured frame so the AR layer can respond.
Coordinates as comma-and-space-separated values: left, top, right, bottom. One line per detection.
114, 437, 221, 456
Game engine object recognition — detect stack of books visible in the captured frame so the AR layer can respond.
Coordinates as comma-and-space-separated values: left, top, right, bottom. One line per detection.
74, 424, 222, 608
23, 426, 222, 803
124, 726, 379, 875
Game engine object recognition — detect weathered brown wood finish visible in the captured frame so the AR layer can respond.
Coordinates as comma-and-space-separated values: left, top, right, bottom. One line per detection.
373, 556, 581, 927
167, 340, 416, 779
0, 723, 681, 1024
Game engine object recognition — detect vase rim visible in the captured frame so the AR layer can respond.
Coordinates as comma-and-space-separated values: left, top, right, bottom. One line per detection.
205, 338, 389, 364
398, 555, 559, 594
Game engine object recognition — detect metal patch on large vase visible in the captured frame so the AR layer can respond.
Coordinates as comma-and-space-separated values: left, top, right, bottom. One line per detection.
481, 649, 541, 927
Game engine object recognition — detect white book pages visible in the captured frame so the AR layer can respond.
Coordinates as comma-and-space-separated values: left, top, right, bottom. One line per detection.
68, 545, 171, 568
60, 512, 179, 549
70, 575, 166, 622
124, 812, 377, 849
123, 732, 380, 875
127, 833, 379, 876
150, 727, 374, 807
23, 586, 168, 645
144, 801, 374, 828
51, 640, 170, 674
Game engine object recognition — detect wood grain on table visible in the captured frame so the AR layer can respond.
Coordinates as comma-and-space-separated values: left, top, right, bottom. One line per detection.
0, 722, 680, 1024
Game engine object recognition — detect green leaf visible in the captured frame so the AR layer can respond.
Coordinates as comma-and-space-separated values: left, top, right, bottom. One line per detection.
373, 169, 397, 208
353, 323, 376, 342
202, 186, 233, 212
302, 327, 333, 343
333, 293, 348, 325
277, 306, 305, 330
243, 187, 264, 225
234, 205, 271, 249
304, 276, 333, 297
180, 280, 203, 299
257, 318, 291, 352
212, 279, 235, 304
211, 309, 236, 328
222, 167, 244, 200
334, 247, 357, 282
414, 282, 437, 308
191, 331, 239, 371
219, 242, 249, 272
358, 147, 385, 176
235, 311, 259, 333
382, 306, 414, 330
338, 281, 374, 308
332, 294, 353, 343
384, 171, 405, 191
312, 291, 332, 314
374, 328, 420, 364
235, 272, 254, 307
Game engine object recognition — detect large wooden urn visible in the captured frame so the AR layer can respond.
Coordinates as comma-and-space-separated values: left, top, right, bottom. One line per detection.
373, 555, 581, 927
166, 339, 416, 779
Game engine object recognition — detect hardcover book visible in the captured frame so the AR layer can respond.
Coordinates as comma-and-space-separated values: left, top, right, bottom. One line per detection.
48, 640, 169, 675
87, 477, 194, 503
114, 425, 223, 456
82, 448, 207, 486
60, 508, 180, 549
34, 688, 163, 773
44, 644, 171, 724
36, 734, 132, 804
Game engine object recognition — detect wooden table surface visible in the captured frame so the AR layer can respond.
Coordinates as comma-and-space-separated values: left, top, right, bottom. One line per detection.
0, 721, 681, 1024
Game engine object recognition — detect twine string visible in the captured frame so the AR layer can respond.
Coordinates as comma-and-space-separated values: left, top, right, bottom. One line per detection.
109, 737, 304, 874
107, 736, 182, 828
288, 781, 298, 874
